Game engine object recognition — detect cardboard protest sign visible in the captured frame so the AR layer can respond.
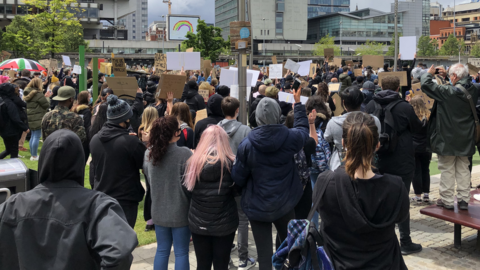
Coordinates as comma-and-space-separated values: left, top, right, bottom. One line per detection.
154, 53, 167, 75
378, 71, 408, 87
272, 56, 277, 64
399, 36, 417, 60
112, 58, 127, 77
411, 83, 435, 109
195, 109, 208, 127
269, 64, 283, 79
328, 83, 342, 93
333, 58, 342, 67
50, 59, 58, 71
62, 55, 71, 66
186, 47, 194, 52
345, 60, 353, 66
38, 59, 50, 69
284, 59, 300, 73
324, 48, 334, 61
297, 60, 312, 76
198, 89, 210, 102
202, 60, 212, 77
100, 62, 112, 75
106, 77, 138, 99
354, 69, 363, 77
309, 63, 317, 78
8, 70, 16, 80
156, 74, 186, 99
73, 65, 82, 74
1, 51, 11, 61
75, 62, 79, 66
362, 55, 384, 70
468, 63, 479, 76
2, 70, 8, 76
166, 52, 201, 70
331, 93, 343, 116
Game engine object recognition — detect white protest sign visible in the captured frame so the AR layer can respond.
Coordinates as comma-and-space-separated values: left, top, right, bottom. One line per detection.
285, 59, 300, 73
230, 85, 239, 99
73, 65, 82, 74
62, 55, 71, 66
297, 60, 312, 76
220, 68, 238, 87
400, 36, 417, 60
229, 67, 258, 87
269, 64, 283, 79
278, 91, 308, 105
166, 52, 201, 70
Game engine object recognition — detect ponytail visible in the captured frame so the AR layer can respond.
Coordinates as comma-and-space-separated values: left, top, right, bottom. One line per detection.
342, 112, 379, 180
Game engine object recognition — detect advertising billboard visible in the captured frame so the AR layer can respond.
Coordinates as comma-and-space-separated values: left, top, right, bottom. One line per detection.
168, 15, 200, 41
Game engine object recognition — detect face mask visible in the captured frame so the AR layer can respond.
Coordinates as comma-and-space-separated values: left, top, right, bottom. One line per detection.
89, 97, 93, 105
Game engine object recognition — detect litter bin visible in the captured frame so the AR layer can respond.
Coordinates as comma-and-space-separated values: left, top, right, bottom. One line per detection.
0, 159, 30, 196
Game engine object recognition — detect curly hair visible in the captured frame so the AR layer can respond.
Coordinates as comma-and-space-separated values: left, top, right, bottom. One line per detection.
315, 82, 329, 101
148, 116, 179, 166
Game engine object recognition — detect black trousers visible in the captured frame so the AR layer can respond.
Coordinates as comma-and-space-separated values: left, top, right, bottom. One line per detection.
0, 134, 20, 159
119, 202, 138, 229
143, 176, 152, 222
413, 152, 432, 195
250, 209, 295, 270
294, 182, 312, 220
192, 232, 235, 270
397, 172, 414, 246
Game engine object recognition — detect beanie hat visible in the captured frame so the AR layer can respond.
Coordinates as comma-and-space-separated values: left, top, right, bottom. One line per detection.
362, 81, 375, 91
187, 80, 198, 90
51, 76, 59, 83
106, 95, 133, 124
217, 85, 230, 97
265, 86, 280, 98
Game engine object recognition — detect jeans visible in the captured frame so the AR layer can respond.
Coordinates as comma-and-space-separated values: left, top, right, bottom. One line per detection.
192, 232, 235, 270
119, 202, 138, 229
250, 209, 295, 270
310, 172, 320, 229
235, 196, 249, 261
438, 155, 471, 205
413, 152, 431, 195
0, 134, 20, 159
154, 225, 191, 270
29, 129, 41, 157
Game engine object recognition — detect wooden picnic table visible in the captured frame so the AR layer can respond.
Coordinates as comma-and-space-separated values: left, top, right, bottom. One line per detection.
420, 189, 480, 249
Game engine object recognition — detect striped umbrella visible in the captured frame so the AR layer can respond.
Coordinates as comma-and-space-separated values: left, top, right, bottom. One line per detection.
0, 58, 47, 71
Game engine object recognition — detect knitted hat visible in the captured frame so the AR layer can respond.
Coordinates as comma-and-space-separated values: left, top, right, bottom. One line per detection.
106, 95, 133, 124
264, 78, 273, 85
265, 86, 280, 98
217, 85, 230, 97
362, 81, 375, 91
51, 76, 59, 83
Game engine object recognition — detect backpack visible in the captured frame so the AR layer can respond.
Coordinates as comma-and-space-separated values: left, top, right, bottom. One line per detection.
0, 97, 6, 130
294, 150, 310, 186
310, 123, 331, 174
273, 175, 334, 270
372, 99, 403, 154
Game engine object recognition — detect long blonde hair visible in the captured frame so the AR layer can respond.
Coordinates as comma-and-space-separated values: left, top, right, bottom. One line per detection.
26, 78, 43, 90
411, 96, 430, 121
138, 107, 158, 135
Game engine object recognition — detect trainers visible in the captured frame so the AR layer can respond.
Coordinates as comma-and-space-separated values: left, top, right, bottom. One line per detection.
423, 194, 430, 202
458, 200, 469, 210
144, 224, 154, 232
401, 242, 422, 255
238, 258, 256, 270
19, 147, 28, 152
436, 199, 454, 210
30, 156, 39, 161
410, 197, 421, 203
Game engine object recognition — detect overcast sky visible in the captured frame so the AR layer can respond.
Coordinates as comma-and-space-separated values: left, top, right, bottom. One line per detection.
147, 0, 468, 26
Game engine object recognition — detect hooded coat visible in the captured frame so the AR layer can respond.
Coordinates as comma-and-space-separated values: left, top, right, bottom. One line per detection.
90, 122, 146, 204
23, 87, 50, 131
0, 130, 137, 270
218, 119, 251, 154
185, 81, 207, 112
232, 100, 309, 222
315, 167, 409, 270
0, 84, 28, 138
339, 73, 352, 93
194, 94, 224, 148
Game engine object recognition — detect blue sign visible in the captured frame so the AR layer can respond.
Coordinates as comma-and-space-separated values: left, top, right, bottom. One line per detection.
240, 27, 250, 39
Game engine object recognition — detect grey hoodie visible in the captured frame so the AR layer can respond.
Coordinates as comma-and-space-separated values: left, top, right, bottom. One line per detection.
218, 119, 251, 154
256, 97, 282, 126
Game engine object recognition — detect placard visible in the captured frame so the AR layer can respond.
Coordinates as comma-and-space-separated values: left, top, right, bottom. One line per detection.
198, 89, 210, 102
106, 77, 138, 99
331, 93, 343, 116
284, 59, 300, 73
345, 60, 354, 66
324, 48, 334, 61
38, 59, 50, 69
156, 74, 186, 99
186, 47, 194, 52
378, 71, 408, 87
468, 63, 479, 76
333, 58, 342, 67
1, 51, 11, 61
354, 69, 363, 77
309, 63, 317, 78
112, 58, 127, 77
62, 55, 71, 66
328, 83, 342, 93
228, 67, 257, 87
278, 91, 308, 105
230, 85, 239, 99
8, 70, 15, 80
154, 53, 167, 75
400, 36, 417, 60
272, 56, 277, 64
202, 60, 212, 78
73, 65, 82, 74
100, 62, 112, 75
269, 64, 283, 79
411, 83, 435, 110
166, 52, 201, 70
194, 109, 207, 127
50, 59, 58, 71
297, 60, 312, 76
362, 55, 384, 70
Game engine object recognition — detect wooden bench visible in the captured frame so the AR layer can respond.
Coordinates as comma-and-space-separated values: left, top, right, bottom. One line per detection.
420, 190, 480, 249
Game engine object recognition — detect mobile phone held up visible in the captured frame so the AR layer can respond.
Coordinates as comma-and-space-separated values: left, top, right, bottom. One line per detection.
292, 78, 301, 92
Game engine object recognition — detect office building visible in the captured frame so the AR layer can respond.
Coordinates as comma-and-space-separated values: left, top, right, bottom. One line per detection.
146, 21, 166, 42
430, 1, 443, 20
443, 2, 480, 26
393, 0, 430, 38
216, 0, 239, 40
308, 0, 350, 18
117, 0, 148, 40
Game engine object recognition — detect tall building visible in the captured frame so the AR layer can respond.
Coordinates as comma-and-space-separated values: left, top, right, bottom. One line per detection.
430, 1, 443, 20
146, 21, 166, 42
117, 0, 148, 40
393, 0, 430, 39
308, 0, 350, 18
216, 0, 239, 40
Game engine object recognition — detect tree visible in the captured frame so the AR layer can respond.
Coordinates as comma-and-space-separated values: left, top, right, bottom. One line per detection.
313, 34, 341, 56
1, 16, 42, 59
431, 39, 439, 53
439, 34, 465, 56
471, 42, 480, 57
386, 33, 402, 57
181, 20, 230, 63
417, 36, 437, 57
355, 40, 384, 56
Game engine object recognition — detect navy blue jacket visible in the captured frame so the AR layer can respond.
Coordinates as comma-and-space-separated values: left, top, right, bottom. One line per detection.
232, 103, 309, 222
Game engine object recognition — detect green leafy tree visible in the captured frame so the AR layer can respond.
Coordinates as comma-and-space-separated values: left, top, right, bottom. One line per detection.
386, 33, 403, 57
439, 34, 465, 56
181, 20, 230, 62
313, 34, 341, 56
431, 39, 439, 53
1, 16, 42, 59
355, 40, 384, 56
471, 42, 480, 57
417, 36, 437, 56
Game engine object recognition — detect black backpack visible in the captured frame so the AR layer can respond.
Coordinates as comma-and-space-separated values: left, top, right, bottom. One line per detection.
372, 99, 403, 154
0, 97, 6, 130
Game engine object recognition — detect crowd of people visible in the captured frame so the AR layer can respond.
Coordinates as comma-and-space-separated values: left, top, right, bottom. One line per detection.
0, 53, 479, 270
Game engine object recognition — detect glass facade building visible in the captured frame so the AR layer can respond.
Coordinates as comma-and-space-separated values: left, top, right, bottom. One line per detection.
308, 0, 350, 18
215, 0, 239, 40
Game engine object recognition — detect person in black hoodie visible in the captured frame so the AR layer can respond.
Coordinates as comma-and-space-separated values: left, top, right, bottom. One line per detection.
185, 80, 206, 112
398, 53, 416, 99
365, 76, 423, 255
248, 85, 266, 128
90, 95, 147, 228
0, 129, 138, 270
194, 94, 224, 148
0, 83, 29, 159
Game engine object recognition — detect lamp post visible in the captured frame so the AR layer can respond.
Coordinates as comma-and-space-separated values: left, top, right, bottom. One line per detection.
454, 0, 456, 38
295, 44, 302, 62
263, 18, 266, 68
394, 0, 398, 72
161, 15, 165, 53
340, 20, 343, 56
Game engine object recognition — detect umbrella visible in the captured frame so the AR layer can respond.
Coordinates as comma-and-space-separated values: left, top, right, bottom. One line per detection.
0, 58, 47, 71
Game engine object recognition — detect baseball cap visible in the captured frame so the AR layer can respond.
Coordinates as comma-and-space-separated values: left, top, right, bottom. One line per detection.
52, 86, 76, 101
265, 86, 280, 98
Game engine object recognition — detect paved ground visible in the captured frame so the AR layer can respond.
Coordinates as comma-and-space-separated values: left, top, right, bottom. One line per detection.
131, 166, 480, 270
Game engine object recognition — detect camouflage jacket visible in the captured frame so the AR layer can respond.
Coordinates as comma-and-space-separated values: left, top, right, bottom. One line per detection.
42, 105, 86, 143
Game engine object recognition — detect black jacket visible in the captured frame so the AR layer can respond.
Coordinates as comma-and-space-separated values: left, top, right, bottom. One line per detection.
185, 161, 238, 236
248, 95, 265, 128
90, 122, 146, 204
76, 105, 92, 134
126, 93, 144, 135
399, 58, 416, 98
413, 118, 429, 153
0, 88, 28, 137
365, 90, 422, 175
185, 87, 206, 112
0, 130, 137, 270
178, 124, 194, 149
194, 94, 224, 148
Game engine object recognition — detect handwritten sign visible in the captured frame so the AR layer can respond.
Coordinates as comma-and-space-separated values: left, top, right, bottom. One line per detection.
309, 63, 317, 78
73, 65, 82, 74
62, 55, 71, 66
284, 59, 300, 73
156, 74, 186, 99
49, 59, 58, 71
468, 63, 479, 76
272, 56, 277, 64
378, 71, 408, 87
106, 77, 138, 99
38, 59, 50, 69
154, 53, 167, 75
328, 83, 342, 93
411, 83, 435, 109
112, 58, 127, 77
354, 69, 363, 77
324, 48, 334, 61
198, 89, 210, 102
362, 55, 384, 70
1, 51, 11, 61
333, 58, 342, 67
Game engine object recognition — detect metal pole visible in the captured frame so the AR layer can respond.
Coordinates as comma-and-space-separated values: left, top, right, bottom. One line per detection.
93, 58, 98, 101
162, 16, 165, 53
394, 0, 398, 72
79, 45, 85, 91
454, 0, 456, 38
263, 18, 266, 68
248, 0, 253, 69
340, 21, 342, 56
238, 0, 247, 124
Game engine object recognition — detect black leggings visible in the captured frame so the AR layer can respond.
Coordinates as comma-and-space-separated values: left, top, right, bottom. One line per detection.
191, 232, 235, 270
413, 152, 431, 195
0, 134, 20, 159
250, 209, 295, 270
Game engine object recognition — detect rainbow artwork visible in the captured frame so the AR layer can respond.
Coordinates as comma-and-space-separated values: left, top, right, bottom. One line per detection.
173, 20, 194, 32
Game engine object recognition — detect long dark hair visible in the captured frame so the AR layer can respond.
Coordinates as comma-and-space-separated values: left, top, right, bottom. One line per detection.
89, 104, 108, 138
148, 116, 179, 166
305, 95, 331, 129
171, 102, 194, 129
315, 82, 329, 102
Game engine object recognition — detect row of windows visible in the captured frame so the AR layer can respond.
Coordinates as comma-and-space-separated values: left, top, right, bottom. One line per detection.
90, 47, 177, 54
0, 4, 98, 18
308, 0, 349, 5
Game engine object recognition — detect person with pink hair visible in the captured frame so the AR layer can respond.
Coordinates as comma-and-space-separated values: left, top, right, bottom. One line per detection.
183, 125, 239, 270
0, 75, 10, 84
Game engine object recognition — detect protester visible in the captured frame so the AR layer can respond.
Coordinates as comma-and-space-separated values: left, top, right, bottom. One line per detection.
398, 53, 417, 99
125, 88, 145, 135
41, 86, 86, 143
232, 88, 308, 270
74, 91, 93, 162
12, 69, 31, 86
314, 82, 336, 115
0, 83, 29, 159
90, 95, 146, 228
434, 65, 449, 85
421, 64, 478, 210
23, 78, 50, 160
339, 66, 352, 93
88, 103, 108, 189
138, 106, 159, 144
199, 81, 214, 103
183, 125, 238, 270
314, 112, 409, 270
170, 102, 195, 149
365, 76, 423, 255
248, 85, 267, 128
143, 116, 193, 270
361, 81, 376, 111
97, 72, 105, 95
364, 66, 378, 82
194, 94, 224, 148
216, 85, 231, 98
185, 80, 206, 112
352, 76, 364, 87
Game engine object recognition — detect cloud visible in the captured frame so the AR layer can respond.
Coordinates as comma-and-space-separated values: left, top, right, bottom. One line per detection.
148, 0, 214, 26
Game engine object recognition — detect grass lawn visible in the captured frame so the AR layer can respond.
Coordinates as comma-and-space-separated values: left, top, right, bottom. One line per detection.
0, 138, 156, 247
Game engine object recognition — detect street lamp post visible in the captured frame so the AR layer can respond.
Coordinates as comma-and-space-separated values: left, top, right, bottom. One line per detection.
340, 20, 343, 56
161, 15, 165, 53
394, 0, 398, 72
454, 0, 456, 38
263, 18, 266, 68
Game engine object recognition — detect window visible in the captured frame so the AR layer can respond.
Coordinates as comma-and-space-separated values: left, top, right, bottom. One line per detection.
276, 12, 283, 34
133, 30, 136, 33
268, 30, 270, 35
133, 25, 136, 27
261, 30, 263, 35
133, 19, 135, 22
133, 36, 136, 39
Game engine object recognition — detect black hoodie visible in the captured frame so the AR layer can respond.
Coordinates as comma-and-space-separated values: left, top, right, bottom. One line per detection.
194, 94, 224, 148
0, 130, 137, 270
365, 90, 422, 175
0, 83, 28, 137
184, 81, 206, 112
90, 122, 146, 204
